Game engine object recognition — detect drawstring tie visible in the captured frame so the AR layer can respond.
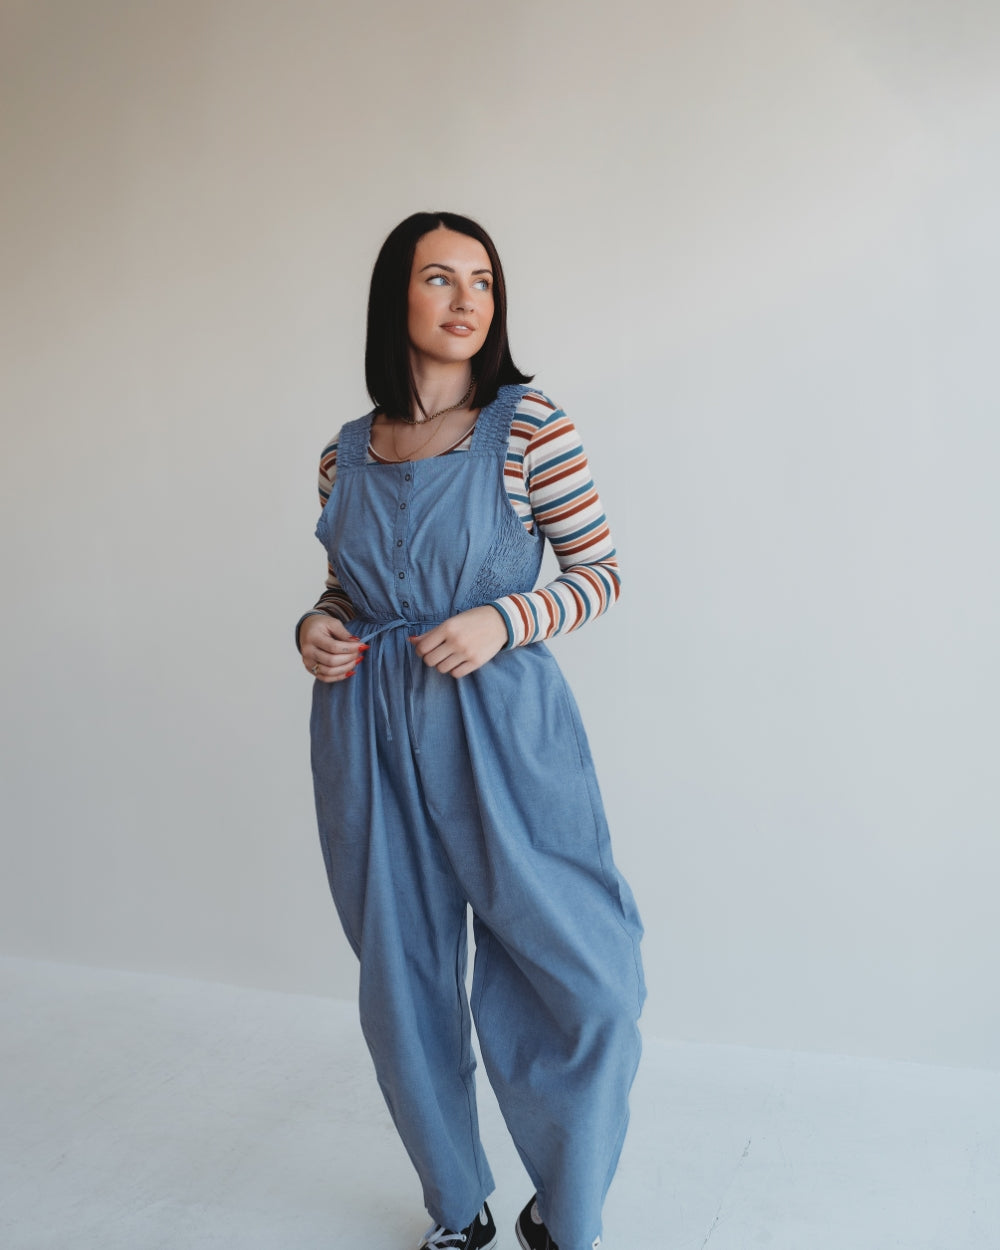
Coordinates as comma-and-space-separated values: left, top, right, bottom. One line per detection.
352, 617, 445, 743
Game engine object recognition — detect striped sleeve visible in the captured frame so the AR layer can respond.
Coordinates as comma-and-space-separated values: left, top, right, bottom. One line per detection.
307, 435, 355, 624
491, 393, 621, 647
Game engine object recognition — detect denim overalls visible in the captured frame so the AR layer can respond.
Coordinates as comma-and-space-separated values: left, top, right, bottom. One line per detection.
311, 384, 645, 1250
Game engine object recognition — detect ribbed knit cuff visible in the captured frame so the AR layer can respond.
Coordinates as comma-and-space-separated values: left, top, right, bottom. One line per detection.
491, 595, 533, 648
294, 611, 329, 653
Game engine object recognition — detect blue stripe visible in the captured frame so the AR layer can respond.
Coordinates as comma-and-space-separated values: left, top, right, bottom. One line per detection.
548, 590, 567, 635
588, 565, 617, 602
512, 406, 548, 428
534, 481, 595, 514
532, 444, 585, 473
492, 600, 517, 649
553, 514, 608, 546
524, 595, 542, 643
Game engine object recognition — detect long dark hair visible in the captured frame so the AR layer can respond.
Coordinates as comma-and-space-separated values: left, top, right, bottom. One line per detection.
365, 211, 532, 418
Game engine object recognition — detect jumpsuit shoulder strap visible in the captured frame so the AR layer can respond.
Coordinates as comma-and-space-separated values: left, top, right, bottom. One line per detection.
474, 384, 535, 454
335, 412, 376, 469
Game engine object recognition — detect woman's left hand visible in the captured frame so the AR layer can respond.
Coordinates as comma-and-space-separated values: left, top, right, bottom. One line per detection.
409, 606, 509, 678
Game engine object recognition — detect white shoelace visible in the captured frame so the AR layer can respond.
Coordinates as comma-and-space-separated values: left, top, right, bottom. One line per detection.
418, 1221, 468, 1250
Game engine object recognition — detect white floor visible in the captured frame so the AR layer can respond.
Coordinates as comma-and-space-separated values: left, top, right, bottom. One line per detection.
1, 957, 997, 1250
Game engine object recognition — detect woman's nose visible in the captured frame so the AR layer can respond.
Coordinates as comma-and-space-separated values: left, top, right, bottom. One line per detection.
451, 284, 474, 310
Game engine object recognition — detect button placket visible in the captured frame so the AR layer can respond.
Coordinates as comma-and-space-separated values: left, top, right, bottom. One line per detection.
392, 463, 416, 614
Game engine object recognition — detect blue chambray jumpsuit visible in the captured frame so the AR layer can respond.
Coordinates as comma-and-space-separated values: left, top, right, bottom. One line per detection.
310, 385, 645, 1250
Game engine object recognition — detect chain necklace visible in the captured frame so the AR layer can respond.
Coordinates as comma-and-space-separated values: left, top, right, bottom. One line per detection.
384, 416, 479, 464
390, 414, 451, 462
385, 375, 477, 462
399, 376, 476, 426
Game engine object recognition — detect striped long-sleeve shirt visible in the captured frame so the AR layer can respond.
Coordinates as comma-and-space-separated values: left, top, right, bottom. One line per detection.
309, 390, 620, 647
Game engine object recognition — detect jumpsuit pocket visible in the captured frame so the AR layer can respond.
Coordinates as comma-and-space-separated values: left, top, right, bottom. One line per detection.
468, 647, 609, 862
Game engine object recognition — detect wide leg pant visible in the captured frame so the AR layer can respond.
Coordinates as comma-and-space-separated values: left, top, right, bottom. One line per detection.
312, 633, 645, 1250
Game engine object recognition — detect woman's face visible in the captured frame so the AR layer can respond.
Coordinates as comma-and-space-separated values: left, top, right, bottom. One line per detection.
407, 227, 494, 369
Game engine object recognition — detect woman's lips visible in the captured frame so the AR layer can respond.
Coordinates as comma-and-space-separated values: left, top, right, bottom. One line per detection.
441, 323, 474, 336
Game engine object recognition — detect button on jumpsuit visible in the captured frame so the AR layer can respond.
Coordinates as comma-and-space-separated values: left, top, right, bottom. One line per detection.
310, 385, 645, 1250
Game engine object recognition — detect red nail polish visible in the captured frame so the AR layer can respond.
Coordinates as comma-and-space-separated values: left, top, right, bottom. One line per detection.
359, 644, 370, 651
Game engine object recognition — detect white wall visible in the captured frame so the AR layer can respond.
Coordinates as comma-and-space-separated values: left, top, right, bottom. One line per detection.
2, 0, 998, 1068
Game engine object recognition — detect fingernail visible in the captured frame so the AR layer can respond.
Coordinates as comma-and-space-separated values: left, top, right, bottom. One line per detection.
358, 644, 370, 651
350, 635, 360, 641
408, 636, 418, 642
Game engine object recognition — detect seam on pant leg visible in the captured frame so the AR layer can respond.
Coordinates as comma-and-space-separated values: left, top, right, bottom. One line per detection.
470, 921, 492, 1023
453, 910, 489, 1196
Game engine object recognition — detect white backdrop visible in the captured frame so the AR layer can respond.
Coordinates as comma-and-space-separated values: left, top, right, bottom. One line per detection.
2, 0, 998, 1068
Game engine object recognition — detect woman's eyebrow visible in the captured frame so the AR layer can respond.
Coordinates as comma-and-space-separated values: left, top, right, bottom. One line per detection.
418, 262, 493, 275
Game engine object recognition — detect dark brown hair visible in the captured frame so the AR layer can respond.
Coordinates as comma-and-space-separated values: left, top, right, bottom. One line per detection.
365, 211, 532, 418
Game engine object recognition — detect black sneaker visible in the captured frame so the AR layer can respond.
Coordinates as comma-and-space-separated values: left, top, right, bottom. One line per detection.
417, 1202, 497, 1250
515, 1197, 560, 1250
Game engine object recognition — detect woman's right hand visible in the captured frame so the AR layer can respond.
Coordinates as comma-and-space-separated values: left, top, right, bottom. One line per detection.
300, 615, 367, 683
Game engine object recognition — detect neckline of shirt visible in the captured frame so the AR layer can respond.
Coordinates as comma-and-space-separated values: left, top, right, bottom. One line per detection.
367, 425, 475, 465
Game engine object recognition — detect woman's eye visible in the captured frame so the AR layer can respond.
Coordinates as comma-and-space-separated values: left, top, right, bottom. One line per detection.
427, 275, 449, 286
474, 279, 491, 290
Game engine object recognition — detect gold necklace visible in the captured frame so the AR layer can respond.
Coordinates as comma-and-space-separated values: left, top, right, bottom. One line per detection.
383, 416, 479, 465
390, 415, 450, 462
400, 376, 476, 426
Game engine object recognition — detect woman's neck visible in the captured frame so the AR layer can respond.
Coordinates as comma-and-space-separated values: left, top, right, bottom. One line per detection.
409, 362, 474, 423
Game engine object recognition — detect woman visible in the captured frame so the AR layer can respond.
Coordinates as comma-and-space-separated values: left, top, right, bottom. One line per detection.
297, 212, 645, 1250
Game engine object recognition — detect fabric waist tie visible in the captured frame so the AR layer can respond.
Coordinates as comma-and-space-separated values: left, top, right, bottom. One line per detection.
352, 616, 446, 743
